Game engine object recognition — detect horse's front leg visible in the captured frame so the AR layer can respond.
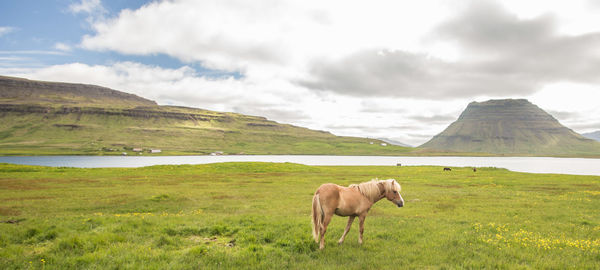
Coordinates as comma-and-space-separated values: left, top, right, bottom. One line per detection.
338, 216, 355, 245
358, 214, 366, 244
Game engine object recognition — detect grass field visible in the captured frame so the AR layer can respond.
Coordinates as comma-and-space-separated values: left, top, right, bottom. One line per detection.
1, 162, 599, 269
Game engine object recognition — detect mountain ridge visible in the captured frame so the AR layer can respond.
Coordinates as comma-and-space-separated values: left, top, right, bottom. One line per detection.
0, 75, 156, 107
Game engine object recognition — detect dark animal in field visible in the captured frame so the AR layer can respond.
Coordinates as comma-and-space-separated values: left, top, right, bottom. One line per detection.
1, 219, 25, 224
473, 168, 477, 172
311, 178, 404, 250
443, 167, 452, 171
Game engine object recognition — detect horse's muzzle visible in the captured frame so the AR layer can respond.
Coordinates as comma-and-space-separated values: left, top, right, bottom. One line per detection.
396, 202, 404, 207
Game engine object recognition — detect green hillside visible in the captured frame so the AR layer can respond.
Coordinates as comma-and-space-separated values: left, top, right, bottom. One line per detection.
420, 99, 600, 156
0, 76, 411, 156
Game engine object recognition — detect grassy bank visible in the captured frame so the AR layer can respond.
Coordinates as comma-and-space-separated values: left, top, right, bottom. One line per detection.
1, 163, 599, 269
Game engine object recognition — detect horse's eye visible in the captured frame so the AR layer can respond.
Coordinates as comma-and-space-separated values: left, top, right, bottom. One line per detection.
393, 191, 397, 194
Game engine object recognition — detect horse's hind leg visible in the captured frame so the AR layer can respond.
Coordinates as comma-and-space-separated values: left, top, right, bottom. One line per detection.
319, 212, 333, 250
358, 214, 366, 244
338, 216, 355, 245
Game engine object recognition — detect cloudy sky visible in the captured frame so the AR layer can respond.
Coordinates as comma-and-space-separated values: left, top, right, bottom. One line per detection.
2, 0, 600, 146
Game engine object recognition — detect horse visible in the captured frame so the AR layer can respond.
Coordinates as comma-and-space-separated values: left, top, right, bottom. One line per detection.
311, 178, 404, 249
443, 167, 452, 171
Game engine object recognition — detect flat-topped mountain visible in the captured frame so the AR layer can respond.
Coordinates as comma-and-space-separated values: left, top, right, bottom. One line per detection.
0, 75, 156, 107
420, 99, 600, 155
0, 75, 410, 156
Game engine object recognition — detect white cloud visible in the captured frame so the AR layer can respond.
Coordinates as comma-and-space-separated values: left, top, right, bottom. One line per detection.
303, 2, 600, 99
68, 0, 107, 24
77, 0, 600, 100
69, 0, 105, 14
79, 0, 457, 74
529, 82, 600, 134
0, 26, 15, 37
0, 50, 66, 55
54, 42, 72, 52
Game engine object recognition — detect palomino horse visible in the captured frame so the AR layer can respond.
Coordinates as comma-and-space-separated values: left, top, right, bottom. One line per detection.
311, 178, 404, 249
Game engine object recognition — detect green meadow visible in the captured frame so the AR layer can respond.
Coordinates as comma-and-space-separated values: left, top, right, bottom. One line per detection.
1, 162, 599, 269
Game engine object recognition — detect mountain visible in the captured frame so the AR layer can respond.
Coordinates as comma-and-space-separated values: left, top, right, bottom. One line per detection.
582, 131, 600, 142
376, 138, 413, 147
420, 99, 600, 156
0, 75, 156, 107
0, 76, 411, 155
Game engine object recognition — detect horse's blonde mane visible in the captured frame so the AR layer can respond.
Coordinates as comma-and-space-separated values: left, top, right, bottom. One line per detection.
349, 178, 400, 202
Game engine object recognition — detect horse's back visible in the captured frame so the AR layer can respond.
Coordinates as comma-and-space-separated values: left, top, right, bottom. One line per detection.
316, 183, 341, 195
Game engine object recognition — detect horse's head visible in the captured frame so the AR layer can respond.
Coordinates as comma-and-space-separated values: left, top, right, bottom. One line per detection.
380, 179, 404, 207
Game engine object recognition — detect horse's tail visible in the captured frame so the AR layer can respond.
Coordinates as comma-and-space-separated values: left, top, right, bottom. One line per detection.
311, 193, 323, 243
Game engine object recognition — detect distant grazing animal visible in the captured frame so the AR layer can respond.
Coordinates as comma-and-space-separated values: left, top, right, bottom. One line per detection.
311, 179, 404, 250
443, 167, 452, 171
473, 168, 477, 172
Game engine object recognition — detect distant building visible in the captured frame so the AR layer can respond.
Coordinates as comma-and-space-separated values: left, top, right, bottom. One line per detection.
210, 151, 224, 156
380, 143, 387, 146
132, 148, 143, 152
122, 152, 127, 156
369, 141, 374, 145
150, 149, 161, 153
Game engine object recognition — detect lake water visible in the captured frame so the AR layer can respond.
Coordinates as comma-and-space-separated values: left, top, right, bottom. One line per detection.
1, 155, 600, 176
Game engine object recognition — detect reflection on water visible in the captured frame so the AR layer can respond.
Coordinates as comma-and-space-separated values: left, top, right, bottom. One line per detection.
0, 155, 599, 176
